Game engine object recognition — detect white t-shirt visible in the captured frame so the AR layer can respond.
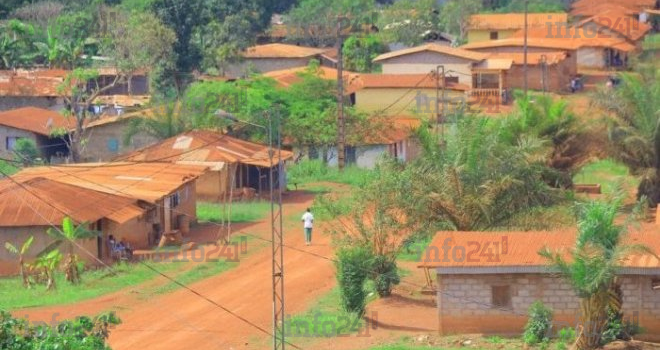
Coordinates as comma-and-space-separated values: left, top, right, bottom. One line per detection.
302, 212, 314, 228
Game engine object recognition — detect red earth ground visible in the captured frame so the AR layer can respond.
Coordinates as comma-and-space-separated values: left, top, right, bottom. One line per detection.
14, 184, 441, 350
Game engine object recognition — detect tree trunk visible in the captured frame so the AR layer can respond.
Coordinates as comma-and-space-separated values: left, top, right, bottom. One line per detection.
574, 292, 609, 350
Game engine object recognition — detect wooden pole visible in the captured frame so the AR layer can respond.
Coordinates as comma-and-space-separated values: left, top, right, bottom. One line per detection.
336, 17, 346, 170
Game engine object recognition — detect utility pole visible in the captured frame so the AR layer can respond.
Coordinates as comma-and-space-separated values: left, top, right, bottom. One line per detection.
523, 0, 529, 96
268, 109, 285, 350
435, 65, 445, 140
336, 17, 346, 171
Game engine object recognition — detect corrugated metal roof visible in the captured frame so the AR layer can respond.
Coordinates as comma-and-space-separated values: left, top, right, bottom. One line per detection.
571, 3, 638, 18
119, 130, 293, 168
0, 107, 74, 135
0, 70, 63, 97
243, 43, 327, 58
485, 52, 569, 65
264, 66, 359, 90
572, 0, 656, 12
373, 43, 488, 62
461, 36, 636, 52
474, 58, 514, 71
15, 162, 208, 203
419, 228, 660, 272
468, 13, 568, 31
509, 26, 638, 52
0, 177, 142, 226
576, 10, 651, 42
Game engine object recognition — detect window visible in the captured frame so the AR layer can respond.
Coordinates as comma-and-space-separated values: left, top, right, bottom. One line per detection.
491, 285, 512, 308
652, 279, 660, 290
107, 138, 119, 153
490, 31, 499, 40
6, 137, 20, 151
169, 192, 180, 208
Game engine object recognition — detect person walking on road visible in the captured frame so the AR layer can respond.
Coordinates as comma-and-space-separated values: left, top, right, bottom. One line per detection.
301, 208, 314, 246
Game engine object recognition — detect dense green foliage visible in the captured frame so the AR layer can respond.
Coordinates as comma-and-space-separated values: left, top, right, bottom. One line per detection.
342, 35, 387, 73
523, 301, 553, 345
376, 0, 441, 46
592, 65, 660, 206
335, 246, 372, 316
0, 310, 120, 350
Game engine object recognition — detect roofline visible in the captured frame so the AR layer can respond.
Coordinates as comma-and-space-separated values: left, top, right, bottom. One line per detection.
373, 45, 487, 63
431, 266, 660, 275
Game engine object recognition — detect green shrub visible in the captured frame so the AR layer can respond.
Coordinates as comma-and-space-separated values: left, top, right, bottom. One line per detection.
523, 301, 553, 345
0, 310, 120, 349
371, 255, 400, 297
557, 327, 576, 343
335, 246, 373, 316
601, 308, 642, 345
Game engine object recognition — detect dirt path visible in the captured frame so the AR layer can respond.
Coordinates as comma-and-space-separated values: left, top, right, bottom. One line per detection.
17, 190, 338, 349
17, 184, 441, 350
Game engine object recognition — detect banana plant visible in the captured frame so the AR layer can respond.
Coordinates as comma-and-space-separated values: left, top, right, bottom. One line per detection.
33, 249, 62, 291
45, 217, 98, 285
4, 236, 34, 289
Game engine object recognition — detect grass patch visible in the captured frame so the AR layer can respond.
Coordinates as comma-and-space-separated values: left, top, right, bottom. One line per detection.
287, 287, 375, 340
1, 235, 261, 310
573, 159, 638, 195
288, 160, 372, 188
197, 201, 271, 223
0, 261, 184, 310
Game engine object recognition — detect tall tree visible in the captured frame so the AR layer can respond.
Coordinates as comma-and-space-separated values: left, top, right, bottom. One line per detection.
342, 34, 387, 72
377, 0, 441, 46
439, 0, 483, 43
59, 10, 175, 161
592, 66, 660, 206
541, 198, 652, 349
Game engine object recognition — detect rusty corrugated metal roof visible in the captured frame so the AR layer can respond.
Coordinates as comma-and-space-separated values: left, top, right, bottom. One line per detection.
419, 227, 660, 271
576, 10, 651, 42
468, 13, 568, 31
15, 162, 208, 203
0, 107, 73, 135
0, 177, 142, 226
374, 43, 488, 62
350, 74, 471, 92
118, 130, 293, 168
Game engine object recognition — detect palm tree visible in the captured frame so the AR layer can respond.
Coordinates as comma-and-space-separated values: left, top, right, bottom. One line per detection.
410, 116, 556, 231
123, 102, 190, 146
591, 66, 660, 206
4, 236, 34, 288
44, 217, 98, 285
540, 199, 653, 349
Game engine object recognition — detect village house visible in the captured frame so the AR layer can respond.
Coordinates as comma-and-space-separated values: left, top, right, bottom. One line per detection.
0, 107, 71, 161
0, 177, 144, 275
79, 109, 159, 162
306, 116, 422, 170
224, 43, 335, 78
12, 162, 207, 265
467, 13, 568, 43
461, 35, 635, 70
471, 51, 577, 97
117, 130, 293, 201
372, 44, 489, 85
0, 69, 150, 113
419, 230, 660, 341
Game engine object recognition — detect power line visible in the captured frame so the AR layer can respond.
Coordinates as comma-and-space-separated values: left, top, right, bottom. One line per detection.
0, 168, 304, 350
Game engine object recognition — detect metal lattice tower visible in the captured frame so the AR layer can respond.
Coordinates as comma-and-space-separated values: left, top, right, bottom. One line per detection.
268, 110, 285, 350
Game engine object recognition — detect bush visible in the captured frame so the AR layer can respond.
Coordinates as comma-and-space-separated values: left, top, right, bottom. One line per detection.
371, 255, 400, 297
0, 310, 120, 349
335, 246, 373, 316
601, 308, 642, 345
523, 301, 553, 345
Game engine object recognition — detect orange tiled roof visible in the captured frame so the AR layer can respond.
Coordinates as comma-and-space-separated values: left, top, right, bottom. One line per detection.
577, 10, 652, 42
119, 130, 293, 168
15, 162, 208, 204
419, 227, 660, 272
0, 107, 73, 135
351, 74, 471, 92
374, 43, 488, 62
0, 177, 143, 226
572, 0, 656, 12
571, 3, 638, 18
468, 13, 568, 31
509, 26, 638, 52
0, 70, 64, 97
243, 43, 327, 58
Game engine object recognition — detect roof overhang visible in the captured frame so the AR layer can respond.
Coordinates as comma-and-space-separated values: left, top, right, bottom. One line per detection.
433, 266, 660, 276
